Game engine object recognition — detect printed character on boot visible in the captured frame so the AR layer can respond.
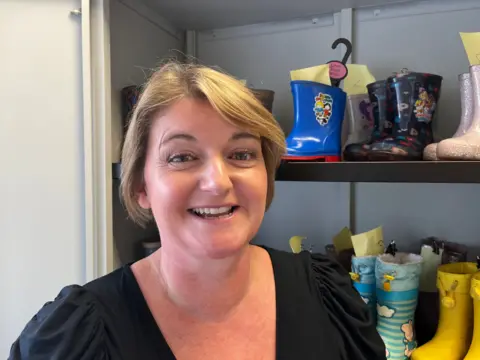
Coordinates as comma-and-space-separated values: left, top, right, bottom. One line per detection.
359, 99, 374, 130
402, 319, 416, 358
314, 93, 333, 125
414, 88, 436, 123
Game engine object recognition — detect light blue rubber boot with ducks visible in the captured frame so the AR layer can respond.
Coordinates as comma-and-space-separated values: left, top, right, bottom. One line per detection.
350, 255, 378, 323
376, 249, 423, 360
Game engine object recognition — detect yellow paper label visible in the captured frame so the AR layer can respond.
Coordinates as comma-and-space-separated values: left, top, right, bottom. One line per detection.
460, 32, 480, 66
351, 226, 385, 257
289, 236, 306, 254
332, 226, 353, 253
290, 64, 331, 85
343, 64, 376, 96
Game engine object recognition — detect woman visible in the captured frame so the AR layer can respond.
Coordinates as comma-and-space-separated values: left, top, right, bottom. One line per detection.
9, 62, 385, 359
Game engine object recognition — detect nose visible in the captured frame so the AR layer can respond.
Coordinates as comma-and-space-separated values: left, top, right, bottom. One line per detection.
198, 156, 233, 195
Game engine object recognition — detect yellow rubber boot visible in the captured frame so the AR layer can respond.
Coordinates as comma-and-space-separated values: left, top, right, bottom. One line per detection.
464, 271, 480, 360
411, 262, 477, 360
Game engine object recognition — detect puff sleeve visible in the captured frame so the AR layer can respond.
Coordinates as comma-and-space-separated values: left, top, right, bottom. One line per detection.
310, 253, 386, 360
8, 285, 118, 360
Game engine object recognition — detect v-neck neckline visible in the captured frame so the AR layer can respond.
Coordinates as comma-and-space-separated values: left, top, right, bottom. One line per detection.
124, 245, 287, 359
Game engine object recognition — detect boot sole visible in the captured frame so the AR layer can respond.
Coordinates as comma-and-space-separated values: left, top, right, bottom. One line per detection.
368, 151, 422, 161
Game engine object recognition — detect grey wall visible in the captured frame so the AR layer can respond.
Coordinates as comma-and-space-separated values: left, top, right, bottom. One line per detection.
110, 0, 184, 266
197, 0, 480, 258
110, 0, 184, 163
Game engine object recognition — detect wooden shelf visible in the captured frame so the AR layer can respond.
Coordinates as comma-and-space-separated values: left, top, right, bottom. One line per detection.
114, 161, 480, 183
275, 161, 480, 184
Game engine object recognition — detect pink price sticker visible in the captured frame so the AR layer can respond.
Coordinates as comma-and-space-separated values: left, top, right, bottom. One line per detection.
328, 61, 348, 80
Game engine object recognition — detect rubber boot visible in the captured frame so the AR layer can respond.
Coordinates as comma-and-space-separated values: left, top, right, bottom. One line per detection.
464, 271, 480, 360
251, 89, 275, 113
121, 85, 141, 139
369, 71, 443, 161
343, 94, 374, 148
284, 80, 346, 162
350, 255, 377, 322
442, 241, 469, 264
324, 245, 355, 273
423, 73, 474, 160
343, 80, 392, 161
438, 65, 480, 160
415, 239, 444, 346
376, 253, 423, 360
410, 262, 478, 360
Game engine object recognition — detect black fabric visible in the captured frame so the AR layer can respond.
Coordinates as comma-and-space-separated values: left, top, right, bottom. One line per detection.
8, 246, 385, 360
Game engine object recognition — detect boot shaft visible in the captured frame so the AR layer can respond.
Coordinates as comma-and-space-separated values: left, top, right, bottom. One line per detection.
367, 80, 391, 140
471, 272, 480, 335
464, 272, 480, 360
285, 80, 346, 159
454, 72, 474, 137
351, 255, 377, 321
251, 89, 275, 113
376, 253, 423, 360
436, 262, 478, 334
345, 94, 373, 145
387, 71, 442, 142
468, 65, 480, 132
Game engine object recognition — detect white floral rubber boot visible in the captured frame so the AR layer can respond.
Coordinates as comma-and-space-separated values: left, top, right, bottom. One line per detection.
423, 72, 474, 160
437, 65, 480, 160
344, 94, 374, 148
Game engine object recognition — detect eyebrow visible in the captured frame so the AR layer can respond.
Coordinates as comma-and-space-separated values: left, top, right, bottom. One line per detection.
159, 131, 259, 146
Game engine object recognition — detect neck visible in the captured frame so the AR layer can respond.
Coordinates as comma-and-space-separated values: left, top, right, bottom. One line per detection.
150, 243, 253, 321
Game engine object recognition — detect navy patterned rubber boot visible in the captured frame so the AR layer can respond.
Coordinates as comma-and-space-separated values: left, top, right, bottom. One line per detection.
343, 80, 393, 161
368, 71, 443, 161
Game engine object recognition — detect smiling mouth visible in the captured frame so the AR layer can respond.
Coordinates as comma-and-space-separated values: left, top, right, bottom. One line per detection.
188, 206, 239, 219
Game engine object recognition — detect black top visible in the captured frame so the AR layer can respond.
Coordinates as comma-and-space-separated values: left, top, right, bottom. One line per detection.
8, 247, 385, 360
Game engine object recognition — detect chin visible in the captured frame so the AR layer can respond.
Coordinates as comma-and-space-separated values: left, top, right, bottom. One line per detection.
195, 235, 251, 260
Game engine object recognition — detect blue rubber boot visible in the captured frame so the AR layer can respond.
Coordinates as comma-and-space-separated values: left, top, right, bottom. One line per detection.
284, 80, 347, 161
376, 253, 423, 360
350, 255, 378, 323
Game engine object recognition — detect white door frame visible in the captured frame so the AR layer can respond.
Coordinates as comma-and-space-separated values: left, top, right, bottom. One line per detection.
81, 0, 114, 282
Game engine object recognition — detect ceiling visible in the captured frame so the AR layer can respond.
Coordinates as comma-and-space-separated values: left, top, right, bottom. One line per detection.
142, 0, 417, 30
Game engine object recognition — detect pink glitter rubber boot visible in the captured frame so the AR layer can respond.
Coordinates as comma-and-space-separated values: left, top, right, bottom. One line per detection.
437, 65, 480, 160
423, 72, 474, 160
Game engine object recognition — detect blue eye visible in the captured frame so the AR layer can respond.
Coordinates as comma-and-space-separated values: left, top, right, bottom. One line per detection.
231, 151, 256, 161
168, 153, 196, 163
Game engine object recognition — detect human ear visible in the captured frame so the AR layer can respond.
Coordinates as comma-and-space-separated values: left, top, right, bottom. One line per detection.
137, 186, 151, 209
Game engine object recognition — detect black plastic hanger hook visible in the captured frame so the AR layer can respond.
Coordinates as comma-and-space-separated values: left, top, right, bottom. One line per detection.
332, 38, 353, 65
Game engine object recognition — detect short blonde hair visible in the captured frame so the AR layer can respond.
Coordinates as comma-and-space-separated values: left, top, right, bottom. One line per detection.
121, 62, 286, 226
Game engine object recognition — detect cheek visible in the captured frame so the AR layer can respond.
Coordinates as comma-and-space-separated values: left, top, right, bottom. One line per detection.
143, 162, 193, 217
241, 167, 268, 210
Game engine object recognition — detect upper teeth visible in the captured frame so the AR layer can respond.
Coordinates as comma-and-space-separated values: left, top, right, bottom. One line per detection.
192, 207, 232, 215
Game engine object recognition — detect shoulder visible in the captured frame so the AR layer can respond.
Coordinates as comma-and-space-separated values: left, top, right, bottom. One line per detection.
9, 268, 127, 360
305, 251, 386, 360
265, 247, 386, 360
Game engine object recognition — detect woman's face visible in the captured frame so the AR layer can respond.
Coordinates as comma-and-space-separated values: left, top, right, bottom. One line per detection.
139, 98, 268, 259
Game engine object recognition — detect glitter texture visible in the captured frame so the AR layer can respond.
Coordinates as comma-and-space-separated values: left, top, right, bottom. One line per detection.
437, 65, 480, 160
423, 72, 474, 160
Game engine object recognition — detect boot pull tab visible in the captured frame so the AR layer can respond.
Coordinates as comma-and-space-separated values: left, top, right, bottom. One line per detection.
431, 238, 440, 255
476, 255, 480, 270
349, 272, 360, 282
383, 274, 395, 292
385, 241, 397, 257
440, 279, 459, 308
